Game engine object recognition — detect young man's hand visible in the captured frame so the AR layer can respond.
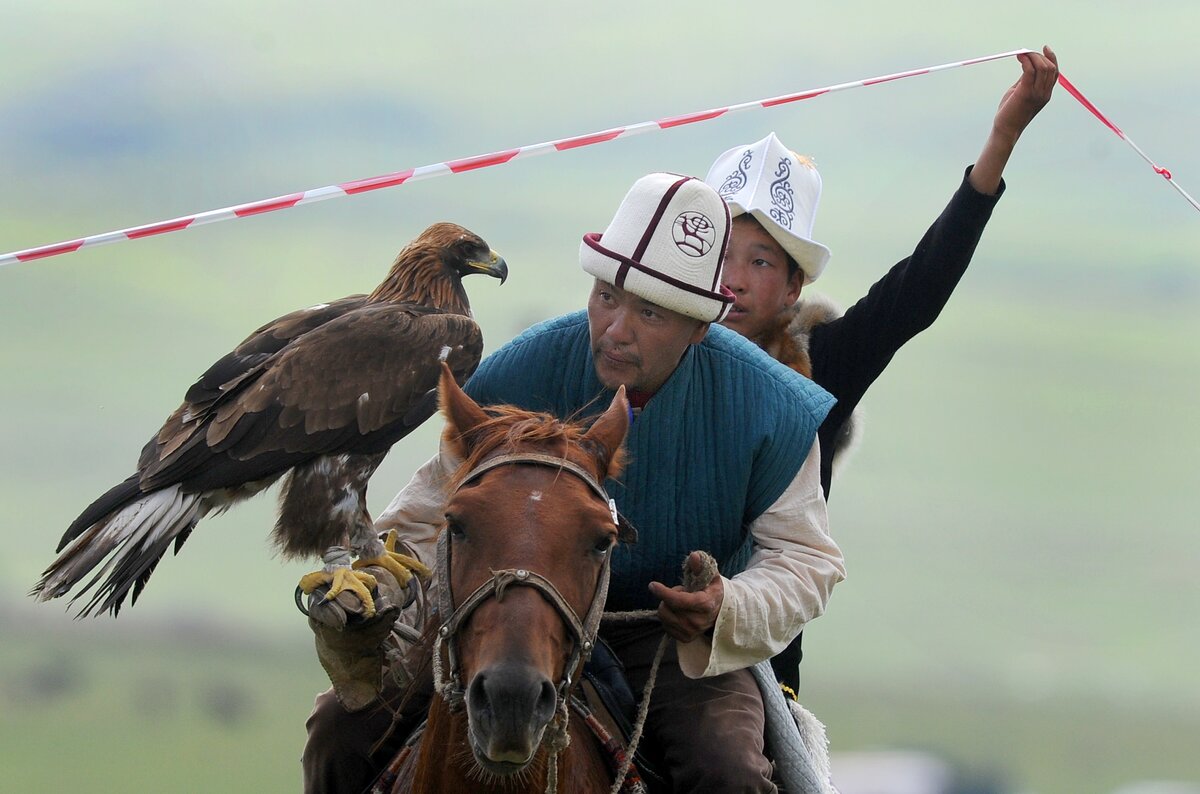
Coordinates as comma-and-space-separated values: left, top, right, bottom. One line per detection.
970, 44, 1059, 195
994, 45, 1059, 142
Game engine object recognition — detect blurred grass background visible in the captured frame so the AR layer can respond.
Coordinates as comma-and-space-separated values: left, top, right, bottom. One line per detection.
1, 1, 1197, 791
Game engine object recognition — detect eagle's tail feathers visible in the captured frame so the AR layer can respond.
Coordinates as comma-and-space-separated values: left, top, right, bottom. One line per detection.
173, 524, 196, 555
57, 474, 143, 552
33, 485, 205, 617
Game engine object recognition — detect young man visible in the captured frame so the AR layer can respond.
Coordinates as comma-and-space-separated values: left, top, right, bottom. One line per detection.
303, 172, 845, 793
706, 46, 1059, 690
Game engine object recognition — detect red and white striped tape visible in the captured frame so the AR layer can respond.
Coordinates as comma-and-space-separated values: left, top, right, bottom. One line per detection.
1052, 72, 1194, 208
2, 48, 1193, 269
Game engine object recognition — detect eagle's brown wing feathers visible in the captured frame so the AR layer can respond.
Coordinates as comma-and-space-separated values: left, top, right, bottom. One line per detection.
186, 295, 371, 405
137, 305, 482, 493
146, 295, 370, 465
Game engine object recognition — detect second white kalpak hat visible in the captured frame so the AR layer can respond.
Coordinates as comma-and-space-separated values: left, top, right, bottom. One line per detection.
705, 132, 831, 284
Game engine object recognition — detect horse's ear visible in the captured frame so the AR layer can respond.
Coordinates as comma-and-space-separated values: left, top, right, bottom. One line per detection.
439, 362, 489, 457
582, 386, 630, 481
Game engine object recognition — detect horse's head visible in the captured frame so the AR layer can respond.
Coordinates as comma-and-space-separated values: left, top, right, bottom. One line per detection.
433, 363, 630, 777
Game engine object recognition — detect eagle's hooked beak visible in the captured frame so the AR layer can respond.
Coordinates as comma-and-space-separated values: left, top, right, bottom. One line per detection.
466, 251, 508, 285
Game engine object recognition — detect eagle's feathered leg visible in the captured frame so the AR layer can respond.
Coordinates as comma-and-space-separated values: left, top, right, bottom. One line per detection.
284, 453, 430, 617
280, 455, 387, 616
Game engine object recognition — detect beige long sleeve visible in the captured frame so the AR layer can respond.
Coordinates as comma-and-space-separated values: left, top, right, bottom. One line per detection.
677, 440, 845, 678
374, 447, 458, 567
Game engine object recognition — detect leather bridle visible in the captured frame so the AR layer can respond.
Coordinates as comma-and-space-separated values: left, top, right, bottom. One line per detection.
432, 452, 620, 712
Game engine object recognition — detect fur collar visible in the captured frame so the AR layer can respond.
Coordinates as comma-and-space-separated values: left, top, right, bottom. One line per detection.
754, 293, 862, 472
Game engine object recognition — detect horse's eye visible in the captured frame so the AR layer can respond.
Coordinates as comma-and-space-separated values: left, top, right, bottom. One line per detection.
592, 536, 614, 556
446, 515, 466, 540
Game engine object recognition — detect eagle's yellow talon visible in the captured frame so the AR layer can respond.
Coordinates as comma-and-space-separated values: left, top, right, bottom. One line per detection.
298, 567, 379, 618
298, 571, 330, 593
352, 530, 433, 586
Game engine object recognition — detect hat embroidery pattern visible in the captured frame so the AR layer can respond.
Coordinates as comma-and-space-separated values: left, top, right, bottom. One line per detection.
672, 211, 717, 257
768, 157, 795, 229
716, 149, 753, 197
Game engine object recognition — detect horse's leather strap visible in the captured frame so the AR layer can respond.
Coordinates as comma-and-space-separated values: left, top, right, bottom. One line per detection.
455, 452, 611, 503
456, 452, 637, 544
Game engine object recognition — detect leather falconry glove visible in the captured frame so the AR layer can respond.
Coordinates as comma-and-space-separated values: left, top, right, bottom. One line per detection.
305, 564, 411, 711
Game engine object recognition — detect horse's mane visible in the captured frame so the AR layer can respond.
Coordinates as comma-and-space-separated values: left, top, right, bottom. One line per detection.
446, 404, 625, 491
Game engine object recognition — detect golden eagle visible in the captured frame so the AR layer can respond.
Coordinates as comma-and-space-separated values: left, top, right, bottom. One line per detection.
32, 222, 507, 617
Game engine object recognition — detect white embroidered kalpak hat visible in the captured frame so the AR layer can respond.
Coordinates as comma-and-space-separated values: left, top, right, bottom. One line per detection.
705, 132, 831, 284
580, 172, 735, 322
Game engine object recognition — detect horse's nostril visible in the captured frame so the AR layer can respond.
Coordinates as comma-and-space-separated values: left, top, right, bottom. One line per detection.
467, 673, 494, 723
534, 679, 557, 724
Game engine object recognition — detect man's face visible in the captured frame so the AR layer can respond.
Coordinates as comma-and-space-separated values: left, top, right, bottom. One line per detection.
720, 215, 802, 342
587, 280, 708, 394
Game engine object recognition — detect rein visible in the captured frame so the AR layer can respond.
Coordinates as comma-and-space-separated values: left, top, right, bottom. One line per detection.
431, 451, 619, 793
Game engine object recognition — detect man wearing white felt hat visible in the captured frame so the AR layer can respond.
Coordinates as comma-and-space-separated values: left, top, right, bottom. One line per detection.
704, 46, 1059, 697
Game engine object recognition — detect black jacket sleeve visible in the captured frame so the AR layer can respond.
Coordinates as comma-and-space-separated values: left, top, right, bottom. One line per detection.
810, 166, 1004, 494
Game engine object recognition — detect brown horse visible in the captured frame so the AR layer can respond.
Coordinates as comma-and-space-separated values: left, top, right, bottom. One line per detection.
381, 365, 634, 793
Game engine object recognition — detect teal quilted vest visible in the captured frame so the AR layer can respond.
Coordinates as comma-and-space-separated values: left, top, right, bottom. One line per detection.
465, 310, 834, 610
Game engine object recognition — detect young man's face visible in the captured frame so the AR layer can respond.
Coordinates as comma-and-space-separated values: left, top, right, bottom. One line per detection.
720, 215, 802, 342
587, 280, 708, 394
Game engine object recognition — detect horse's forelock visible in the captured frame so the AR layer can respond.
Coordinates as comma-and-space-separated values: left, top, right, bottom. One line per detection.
448, 406, 598, 491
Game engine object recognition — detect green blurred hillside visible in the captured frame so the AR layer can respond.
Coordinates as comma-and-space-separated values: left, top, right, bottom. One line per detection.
2, 2, 1197, 792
